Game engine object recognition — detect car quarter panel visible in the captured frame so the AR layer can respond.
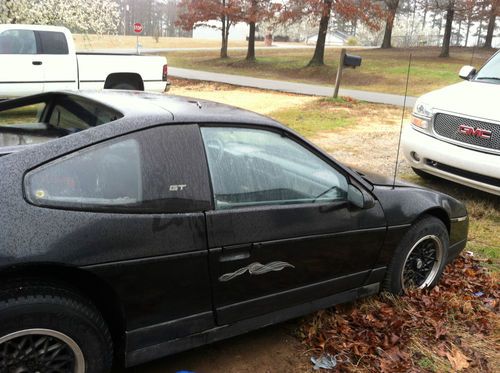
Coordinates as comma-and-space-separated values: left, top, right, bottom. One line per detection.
0, 119, 215, 339
372, 185, 468, 267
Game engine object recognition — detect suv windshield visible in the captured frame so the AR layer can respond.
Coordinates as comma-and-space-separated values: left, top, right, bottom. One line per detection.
475, 52, 500, 83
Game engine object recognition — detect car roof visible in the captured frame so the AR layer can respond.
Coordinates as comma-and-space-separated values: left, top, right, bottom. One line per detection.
73, 90, 286, 129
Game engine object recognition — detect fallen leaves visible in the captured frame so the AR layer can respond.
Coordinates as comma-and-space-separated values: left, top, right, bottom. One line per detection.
445, 346, 470, 371
299, 255, 499, 372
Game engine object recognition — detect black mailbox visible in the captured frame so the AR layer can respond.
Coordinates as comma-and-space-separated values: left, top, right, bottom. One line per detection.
343, 53, 362, 68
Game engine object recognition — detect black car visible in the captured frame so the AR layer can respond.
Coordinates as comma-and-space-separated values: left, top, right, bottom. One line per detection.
0, 91, 468, 372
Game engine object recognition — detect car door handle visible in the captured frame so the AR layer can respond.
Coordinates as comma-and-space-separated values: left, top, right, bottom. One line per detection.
219, 243, 252, 262
32, 61, 42, 65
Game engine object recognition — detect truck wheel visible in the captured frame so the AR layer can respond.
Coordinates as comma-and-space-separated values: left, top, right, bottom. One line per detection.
383, 216, 449, 294
0, 281, 113, 373
110, 83, 136, 90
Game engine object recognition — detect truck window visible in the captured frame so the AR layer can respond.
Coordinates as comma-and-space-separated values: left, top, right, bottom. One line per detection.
0, 30, 37, 54
37, 31, 69, 55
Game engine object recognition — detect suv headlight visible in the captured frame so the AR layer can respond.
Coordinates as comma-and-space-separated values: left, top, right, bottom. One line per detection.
411, 101, 433, 130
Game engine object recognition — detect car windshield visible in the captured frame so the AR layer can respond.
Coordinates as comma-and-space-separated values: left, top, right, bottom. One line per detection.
475, 52, 500, 83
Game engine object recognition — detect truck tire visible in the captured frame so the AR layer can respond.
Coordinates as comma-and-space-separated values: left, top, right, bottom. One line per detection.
383, 216, 449, 294
0, 281, 113, 373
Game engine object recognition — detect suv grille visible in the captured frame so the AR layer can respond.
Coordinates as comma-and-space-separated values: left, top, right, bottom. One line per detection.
433, 113, 500, 152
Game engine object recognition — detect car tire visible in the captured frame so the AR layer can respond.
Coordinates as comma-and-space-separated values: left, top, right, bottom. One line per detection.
0, 281, 113, 373
383, 216, 449, 294
110, 83, 136, 90
411, 167, 437, 180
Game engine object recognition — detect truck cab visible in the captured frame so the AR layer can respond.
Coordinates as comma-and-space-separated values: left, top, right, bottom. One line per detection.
0, 24, 169, 98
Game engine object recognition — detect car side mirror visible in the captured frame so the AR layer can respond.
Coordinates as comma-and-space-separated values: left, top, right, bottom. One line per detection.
348, 184, 374, 209
459, 65, 476, 80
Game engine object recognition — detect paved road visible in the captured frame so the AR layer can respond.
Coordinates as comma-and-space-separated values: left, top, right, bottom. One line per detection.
169, 67, 417, 107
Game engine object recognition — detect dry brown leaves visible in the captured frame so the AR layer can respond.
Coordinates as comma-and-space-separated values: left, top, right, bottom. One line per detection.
299, 256, 499, 372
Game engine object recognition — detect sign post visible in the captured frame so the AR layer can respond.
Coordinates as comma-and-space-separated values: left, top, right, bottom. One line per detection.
133, 22, 143, 55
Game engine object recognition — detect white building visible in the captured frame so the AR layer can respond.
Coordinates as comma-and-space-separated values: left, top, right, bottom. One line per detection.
192, 21, 249, 41
305, 30, 351, 46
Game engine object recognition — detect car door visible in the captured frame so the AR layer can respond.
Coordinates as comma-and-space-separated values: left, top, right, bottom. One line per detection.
35, 30, 76, 92
0, 29, 43, 97
200, 126, 387, 324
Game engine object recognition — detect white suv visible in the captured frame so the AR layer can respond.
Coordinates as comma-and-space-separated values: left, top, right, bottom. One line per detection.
402, 51, 500, 196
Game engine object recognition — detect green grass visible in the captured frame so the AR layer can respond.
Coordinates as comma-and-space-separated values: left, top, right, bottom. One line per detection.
269, 97, 355, 136
165, 46, 495, 96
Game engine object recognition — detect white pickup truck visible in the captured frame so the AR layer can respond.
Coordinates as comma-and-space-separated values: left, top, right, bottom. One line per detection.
402, 50, 500, 196
0, 24, 170, 98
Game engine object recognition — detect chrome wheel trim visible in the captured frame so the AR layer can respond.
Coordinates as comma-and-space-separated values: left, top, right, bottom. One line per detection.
401, 235, 444, 291
0, 328, 85, 373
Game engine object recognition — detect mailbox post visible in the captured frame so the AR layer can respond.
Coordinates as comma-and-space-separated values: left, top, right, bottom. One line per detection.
333, 48, 362, 98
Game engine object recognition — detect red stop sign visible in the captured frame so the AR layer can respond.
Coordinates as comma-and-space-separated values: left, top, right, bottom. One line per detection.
133, 22, 143, 34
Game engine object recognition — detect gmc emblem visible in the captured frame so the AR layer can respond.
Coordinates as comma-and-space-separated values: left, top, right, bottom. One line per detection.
458, 124, 492, 139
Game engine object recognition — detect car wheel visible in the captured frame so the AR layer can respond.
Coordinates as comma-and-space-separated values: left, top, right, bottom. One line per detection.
383, 216, 449, 294
110, 83, 136, 90
0, 281, 113, 373
411, 167, 437, 180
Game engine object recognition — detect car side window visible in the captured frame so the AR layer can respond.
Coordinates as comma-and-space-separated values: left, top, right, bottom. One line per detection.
0, 30, 36, 54
25, 125, 212, 212
37, 31, 69, 54
200, 127, 348, 210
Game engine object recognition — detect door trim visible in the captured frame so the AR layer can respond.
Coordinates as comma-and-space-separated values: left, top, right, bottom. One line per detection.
216, 269, 371, 324
125, 282, 380, 367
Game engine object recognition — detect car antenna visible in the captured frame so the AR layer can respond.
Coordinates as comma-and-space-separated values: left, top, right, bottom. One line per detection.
392, 53, 412, 190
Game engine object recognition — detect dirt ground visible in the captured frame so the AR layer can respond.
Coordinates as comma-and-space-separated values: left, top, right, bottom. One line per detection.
129, 323, 309, 373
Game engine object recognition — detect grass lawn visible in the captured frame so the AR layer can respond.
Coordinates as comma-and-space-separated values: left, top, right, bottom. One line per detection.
165, 46, 495, 96
73, 33, 267, 50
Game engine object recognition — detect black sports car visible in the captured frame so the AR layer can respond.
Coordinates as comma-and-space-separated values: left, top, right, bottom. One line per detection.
0, 91, 468, 372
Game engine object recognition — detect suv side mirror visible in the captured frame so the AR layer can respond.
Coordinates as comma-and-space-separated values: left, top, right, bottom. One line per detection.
459, 65, 476, 80
348, 184, 374, 209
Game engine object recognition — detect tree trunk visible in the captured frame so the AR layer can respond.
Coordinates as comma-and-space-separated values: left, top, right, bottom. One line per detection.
246, 0, 257, 61
422, 0, 428, 30
220, 16, 228, 58
246, 22, 256, 61
381, 2, 399, 49
307, 0, 332, 67
439, 5, 454, 58
456, 19, 462, 46
465, 17, 471, 47
484, 6, 497, 48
